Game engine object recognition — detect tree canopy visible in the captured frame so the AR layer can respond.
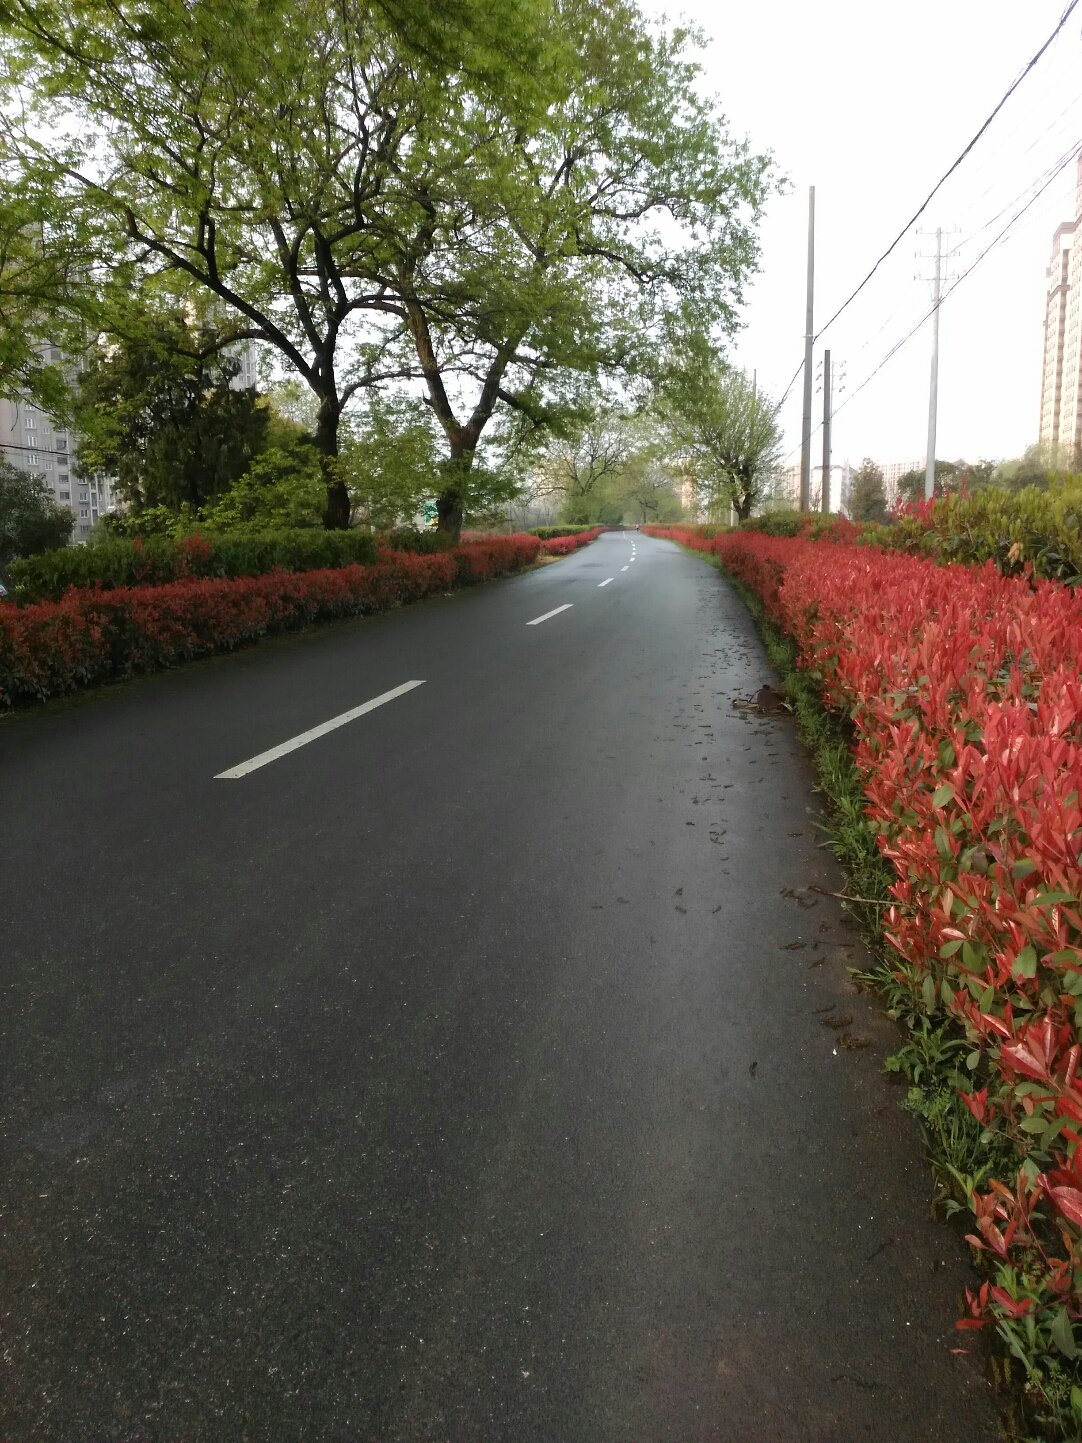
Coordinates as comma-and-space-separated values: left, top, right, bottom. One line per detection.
0, 456, 73, 585
655, 342, 782, 520
0, 0, 773, 534
73, 315, 271, 512
846, 458, 887, 523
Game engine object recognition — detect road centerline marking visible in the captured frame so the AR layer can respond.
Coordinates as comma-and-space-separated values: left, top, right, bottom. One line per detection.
621, 565, 629, 571
526, 604, 573, 626
598, 578, 613, 587
215, 680, 426, 779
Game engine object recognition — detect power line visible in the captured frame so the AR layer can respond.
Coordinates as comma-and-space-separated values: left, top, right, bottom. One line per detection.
0, 439, 76, 461
769, 2, 1079, 420
815, 0, 1080, 344
775, 357, 805, 411
956, 138, 1081, 254
832, 144, 1080, 422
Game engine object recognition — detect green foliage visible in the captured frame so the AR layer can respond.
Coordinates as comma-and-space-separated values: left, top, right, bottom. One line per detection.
74, 312, 270, 512
377, 526, 456, 554
540, 409, 683, 527
0, 0, 773, 539
0, 458, 73, 571
865, 481, 1082, 585
739, 510, 803, 537
340, 398, 443, 530
528, 524, 601, 539
845, 458, 888, 523
100, 505, 192, 540
197, 446, 324, 532
9, 528, 378, 601
655, 339, 782, 520
993, 444, 1061, 494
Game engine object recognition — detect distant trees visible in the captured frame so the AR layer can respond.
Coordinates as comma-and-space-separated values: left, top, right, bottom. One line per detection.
548, 415, 634, 525
530, 409, 683, 526
846, 458, 888, 522
656, 342, 783, 520
993, 446, 1060, 493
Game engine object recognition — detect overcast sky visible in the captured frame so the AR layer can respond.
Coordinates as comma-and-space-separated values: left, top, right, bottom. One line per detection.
640, 0, 1082, 469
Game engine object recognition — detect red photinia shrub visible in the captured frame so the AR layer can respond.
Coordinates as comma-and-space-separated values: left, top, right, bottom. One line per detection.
539, 527, 604, 555
710, 530, 1082, 1347
0, 540, 536, 707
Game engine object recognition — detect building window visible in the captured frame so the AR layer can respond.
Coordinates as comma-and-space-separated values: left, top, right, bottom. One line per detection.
26, 453, 38, 466
25, 414, 35, 430
59, 490, 70, 500
79, 507, 89, 518
58, 472, 68, 483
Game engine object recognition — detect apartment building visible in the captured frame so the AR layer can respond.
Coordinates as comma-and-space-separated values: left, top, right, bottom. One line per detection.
1038, 153, 1082, 465
0, 378, 113, 543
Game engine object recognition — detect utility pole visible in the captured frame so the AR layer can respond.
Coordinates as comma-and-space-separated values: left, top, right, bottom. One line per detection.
820, 348, 831, 514
799, 186, 815, 512
924, 226, 942, 501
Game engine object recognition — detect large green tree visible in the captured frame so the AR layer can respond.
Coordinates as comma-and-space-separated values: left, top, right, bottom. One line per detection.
0, 0, 771, 534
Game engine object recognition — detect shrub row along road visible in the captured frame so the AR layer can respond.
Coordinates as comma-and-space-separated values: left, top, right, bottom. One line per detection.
1, 532, 996, 1441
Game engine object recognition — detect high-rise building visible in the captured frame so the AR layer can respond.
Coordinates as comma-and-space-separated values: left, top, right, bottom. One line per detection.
0, 359, 114, 543
1038, 153, 1082, 466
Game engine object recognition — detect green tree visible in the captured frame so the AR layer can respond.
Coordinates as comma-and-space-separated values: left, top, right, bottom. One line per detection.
74, 315, 270, 513
993, 445, 1056, 492
338, 395, 443, 530
548, 413, 634, 525
0, 0, 559, 527
197, 445, 325, 531
0, 0, 771, 535
846, 458, 888, 522
0, 457, 73, 588
656, 344, 783, 520
617, 450, 684, 524
379, 4, 772, 535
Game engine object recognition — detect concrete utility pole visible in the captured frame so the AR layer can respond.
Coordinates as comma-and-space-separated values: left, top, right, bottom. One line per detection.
924, 227, 942, 502
799, 186, 815, 512
820, 349, 832, 514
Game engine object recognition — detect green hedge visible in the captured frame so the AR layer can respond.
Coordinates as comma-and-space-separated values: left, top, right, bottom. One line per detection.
377, 527, 458, 554
9, 528, 380, 603
861, 483, 1082, 585
527, 525, 607, 540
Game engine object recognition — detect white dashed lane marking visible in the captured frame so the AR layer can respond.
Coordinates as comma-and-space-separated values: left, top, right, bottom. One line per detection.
216, 680, 427, 779
526, 604, 574, 627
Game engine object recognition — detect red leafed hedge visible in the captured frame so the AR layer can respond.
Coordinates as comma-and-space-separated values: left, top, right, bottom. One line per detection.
705, 529, 1082, 1352
0, 536, 541, 708
539, 526, 604, 555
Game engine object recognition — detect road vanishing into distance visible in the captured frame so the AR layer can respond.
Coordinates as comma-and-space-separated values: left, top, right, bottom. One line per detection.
1, 532, 997, 1441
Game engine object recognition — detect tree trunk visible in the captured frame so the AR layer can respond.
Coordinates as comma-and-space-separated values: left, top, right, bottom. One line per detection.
435, 448, 474, 541
313, 396, 350, 530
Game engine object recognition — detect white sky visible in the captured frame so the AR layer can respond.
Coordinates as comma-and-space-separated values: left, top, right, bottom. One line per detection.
641, 0, 1082, 468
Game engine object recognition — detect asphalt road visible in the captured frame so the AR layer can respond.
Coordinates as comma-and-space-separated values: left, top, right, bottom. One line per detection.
1, 532, 997, 1441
